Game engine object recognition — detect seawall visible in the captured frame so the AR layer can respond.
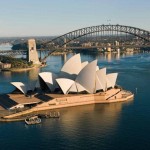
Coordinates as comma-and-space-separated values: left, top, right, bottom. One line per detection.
3, 89, 134, 119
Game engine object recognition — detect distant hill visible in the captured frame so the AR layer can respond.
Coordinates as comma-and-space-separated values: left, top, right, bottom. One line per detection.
12, 41, 43, 50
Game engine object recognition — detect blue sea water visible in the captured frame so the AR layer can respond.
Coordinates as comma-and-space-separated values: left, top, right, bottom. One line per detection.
0, 51, 150, 150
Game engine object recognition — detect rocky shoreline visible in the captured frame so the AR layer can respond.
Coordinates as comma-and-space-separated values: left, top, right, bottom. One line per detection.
1, 64, 45, 72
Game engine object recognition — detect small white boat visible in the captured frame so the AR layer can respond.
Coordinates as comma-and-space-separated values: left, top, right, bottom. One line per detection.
25, 116, 41, 125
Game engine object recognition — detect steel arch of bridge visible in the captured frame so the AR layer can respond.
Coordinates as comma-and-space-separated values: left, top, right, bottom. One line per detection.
48, 24, 150, 47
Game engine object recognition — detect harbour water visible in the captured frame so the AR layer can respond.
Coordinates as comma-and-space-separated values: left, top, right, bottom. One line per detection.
0, 51, 150, 150
0, 43, 12, 51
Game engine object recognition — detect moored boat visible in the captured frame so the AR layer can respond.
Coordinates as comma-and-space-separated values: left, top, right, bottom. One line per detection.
48, 111, 60, 118
38, 112, 60, 119
25, 116, 41, 125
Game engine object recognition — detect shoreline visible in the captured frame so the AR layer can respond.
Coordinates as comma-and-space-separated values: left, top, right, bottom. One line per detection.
1, 64, 46, 72
1, 89, 134, 120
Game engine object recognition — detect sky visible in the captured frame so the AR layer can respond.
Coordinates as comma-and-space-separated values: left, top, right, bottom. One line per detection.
0, 0, 150, 37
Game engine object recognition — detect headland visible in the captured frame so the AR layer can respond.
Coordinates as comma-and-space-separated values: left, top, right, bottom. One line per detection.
1, 88, 134, 120
0, 53, 134, 121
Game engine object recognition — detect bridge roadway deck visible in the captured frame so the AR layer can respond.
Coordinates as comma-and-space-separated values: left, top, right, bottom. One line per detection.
0, 44, 150, 55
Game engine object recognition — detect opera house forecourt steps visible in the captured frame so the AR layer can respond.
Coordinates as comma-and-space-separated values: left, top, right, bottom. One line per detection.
3, 54, 134, 119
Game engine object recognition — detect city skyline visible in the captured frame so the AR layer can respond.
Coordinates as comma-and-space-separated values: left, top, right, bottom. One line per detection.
0, 0, 150, 37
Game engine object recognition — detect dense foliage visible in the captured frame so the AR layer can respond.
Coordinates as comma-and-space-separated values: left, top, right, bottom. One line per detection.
12, 43, 28, 50
0, 56, 33, 68
12, 42, 42, 50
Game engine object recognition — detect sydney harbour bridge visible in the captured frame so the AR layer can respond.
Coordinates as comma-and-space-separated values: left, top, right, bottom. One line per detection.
0, 24, 150, 60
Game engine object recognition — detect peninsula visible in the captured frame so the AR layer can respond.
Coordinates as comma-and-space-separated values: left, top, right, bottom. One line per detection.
1, 53, 134, 120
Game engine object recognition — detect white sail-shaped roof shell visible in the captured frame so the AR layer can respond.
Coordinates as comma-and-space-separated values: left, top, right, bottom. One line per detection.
61, 54, 82, 75
69, 82, 87, 93
107, 73, 118, 88
75, 60, 97, 94
81, 61, 88, 69
76, 82, 87, 92
11, 82, 27, 94
96, 66, 99, 71
95, 75, 103, 92
38, 72, 58, 92
68, 83, 78, 93
56, 78, 74, 94
96, 68, 107, 91
106, 78, 112, 89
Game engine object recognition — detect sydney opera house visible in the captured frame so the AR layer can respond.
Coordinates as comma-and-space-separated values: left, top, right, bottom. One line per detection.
11, 54, 118, 95
3, 54, 133, 118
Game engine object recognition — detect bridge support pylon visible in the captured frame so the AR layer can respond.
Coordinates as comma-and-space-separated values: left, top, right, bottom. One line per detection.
63, 38, 67, 50
27, 39, 40, 64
